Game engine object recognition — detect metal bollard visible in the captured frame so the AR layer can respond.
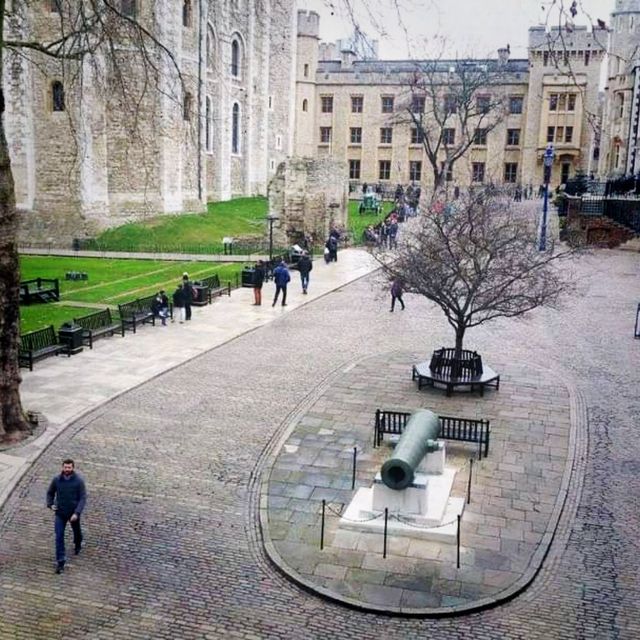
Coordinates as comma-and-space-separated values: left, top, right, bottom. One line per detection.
456, 514, 461, 568
320, 499, 326, 550
467, 458, 473, 504
351, 446, 357, 490
383, 508, 389, 558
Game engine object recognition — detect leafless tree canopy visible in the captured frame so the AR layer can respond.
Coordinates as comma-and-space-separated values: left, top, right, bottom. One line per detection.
379, 190, 576, 353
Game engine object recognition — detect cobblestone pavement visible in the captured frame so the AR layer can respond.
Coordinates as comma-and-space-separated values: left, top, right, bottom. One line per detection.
1, 245, 639, 639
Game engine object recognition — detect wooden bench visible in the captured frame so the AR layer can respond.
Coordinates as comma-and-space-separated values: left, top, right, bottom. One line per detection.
198, 274, 231, 301
73, 308, 123, 347
19, 278, 60, 304
373, 409, 491, 459
118, 298, 156, 334
19, 325, 66, 371
412, 348, 500, 397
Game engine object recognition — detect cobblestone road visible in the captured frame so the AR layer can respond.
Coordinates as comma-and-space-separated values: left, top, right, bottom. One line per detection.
0, 248, 639, 639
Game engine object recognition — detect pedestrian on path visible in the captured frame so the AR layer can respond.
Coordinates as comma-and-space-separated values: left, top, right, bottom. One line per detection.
272, 259, 290, 307
253, 260, 266, 305
390, 277, 405, 312
173, 284, 186, 323
152, 290, 170, 326
297, 251, 312, 294
182, 273, 193, 321
46, 459, 87, 574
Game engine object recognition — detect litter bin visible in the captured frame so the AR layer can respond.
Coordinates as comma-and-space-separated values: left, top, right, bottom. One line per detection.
58, 323, 84, 355
241, 266, 255, 288
191, 284, 210, 306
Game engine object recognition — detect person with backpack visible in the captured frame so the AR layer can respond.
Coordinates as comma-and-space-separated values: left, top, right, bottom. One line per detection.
297, 251, 312, 294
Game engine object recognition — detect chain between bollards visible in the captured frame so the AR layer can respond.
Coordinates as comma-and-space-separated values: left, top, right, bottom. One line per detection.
351, 446, 357, 490
383, 508, 389, 558
467, 458, 473, 504
320, 499, 326, 550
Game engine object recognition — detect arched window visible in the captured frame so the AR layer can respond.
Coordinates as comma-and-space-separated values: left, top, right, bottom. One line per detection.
231, 39, 240, 77
207, 26, 215, 68
183, 0, 192, 28
184, 92, 193, 121
52, 81, 65, 112
205, 97, 212, 151
302, 99, 308, 112
617, 93, 625, 119
121, 0, 136, 18
232, 103, 240, 154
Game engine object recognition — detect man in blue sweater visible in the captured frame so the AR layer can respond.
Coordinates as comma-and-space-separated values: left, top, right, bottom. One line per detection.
272, 259, 291, 307
46, 459, 87, 574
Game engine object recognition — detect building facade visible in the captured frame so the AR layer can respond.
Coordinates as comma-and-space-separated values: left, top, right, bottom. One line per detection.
5, 0, 297, 240
294, 12, 606, 192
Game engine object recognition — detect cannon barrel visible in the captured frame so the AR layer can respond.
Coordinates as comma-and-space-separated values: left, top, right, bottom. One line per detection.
380, 410, 440, 490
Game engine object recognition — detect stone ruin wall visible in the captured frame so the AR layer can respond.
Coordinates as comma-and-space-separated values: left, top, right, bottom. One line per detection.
268, 157, 348, 249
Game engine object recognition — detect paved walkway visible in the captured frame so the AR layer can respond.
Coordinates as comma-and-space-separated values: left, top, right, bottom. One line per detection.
1, 238, 639, 638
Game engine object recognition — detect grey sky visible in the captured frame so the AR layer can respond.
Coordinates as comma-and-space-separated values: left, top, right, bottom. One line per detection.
298, 0, 616, 59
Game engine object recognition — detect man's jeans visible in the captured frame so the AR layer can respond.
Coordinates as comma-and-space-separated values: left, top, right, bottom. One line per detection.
273, 285, 287, 306
300, 273, 309, 291
55, 513, 82, 564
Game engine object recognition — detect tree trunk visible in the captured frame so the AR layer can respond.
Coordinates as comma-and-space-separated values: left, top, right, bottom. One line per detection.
0, 82, 30, 442
454, 324, 465, 360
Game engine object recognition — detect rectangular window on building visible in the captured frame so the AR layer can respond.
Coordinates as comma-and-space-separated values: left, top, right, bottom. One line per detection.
476, 95, 491, 114
473, 128, 487, 145
320, 127, 332, 144
555, 126, 564, 142
381, 96, 394, 113
412, 96, 425, 113
558, 94, 567, 111
547, 126, 555, 143
549, 94, 558, 111
507, 128, 521, 146
380, 127, 393, 144
561, 162, 571, 184
379, 160, 391, 180
443, 128, 455, 145
565, 126, 574, 143
349, 159, 361, 180
440, 162, 453, 181
321, 96, 333, 113
350, 127, 362, 144
409, 161, 422, 182
568, 94, 576, 111
584, 51, 590, 66
304, 63, 309, 77
351, 96, 363, 113
444, 94, 457, 114
509, 96, 524, 114
472, 162, 485, 183
543, 51, 549, 66
504, 162, 518, 183
411, 128, 424, 144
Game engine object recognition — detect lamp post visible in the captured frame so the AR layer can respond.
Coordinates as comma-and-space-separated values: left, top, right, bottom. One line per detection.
266, 214, 279, 263
539, 144, 555, 251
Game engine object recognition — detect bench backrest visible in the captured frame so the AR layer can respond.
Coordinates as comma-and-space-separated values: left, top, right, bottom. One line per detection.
199, 274, 220, 289
20, 278, 59, 294
20, 325, 58, 352
430, 348, 483, 379
375, 410, 489, 443
74, 308, 114, 330
119, 297, 153, 317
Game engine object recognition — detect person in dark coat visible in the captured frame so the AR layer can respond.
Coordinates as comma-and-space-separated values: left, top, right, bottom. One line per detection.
390, 277, 405, 312
326, 235, 338, 262
297, 251, 313, 294
182, 273, 193, 321
272, 260, 290, 307
253, 260, 266, 305
46, 459, 87, 574
173, 283, 186, 323
152, 290, 170, 325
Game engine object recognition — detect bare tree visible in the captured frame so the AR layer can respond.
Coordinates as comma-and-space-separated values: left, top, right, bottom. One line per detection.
378, 189, 576, 357
393, 57, 508, 195
0, 0, 184, 442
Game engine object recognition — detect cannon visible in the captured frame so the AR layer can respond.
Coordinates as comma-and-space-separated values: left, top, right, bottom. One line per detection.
380, 410, 440, 490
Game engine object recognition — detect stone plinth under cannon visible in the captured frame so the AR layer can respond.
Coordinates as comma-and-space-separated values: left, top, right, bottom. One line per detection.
340, 410, 464, 543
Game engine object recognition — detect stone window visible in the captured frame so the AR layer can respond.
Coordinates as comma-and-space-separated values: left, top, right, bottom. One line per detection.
302, 99, 308, 112
614, 144, 621, 168
555, 126, 564, 143
549, 94, 558, 111
509, 96, 523, 114
616, 93, 624, 118
440, 162, 453, 181
379, 160, 391, 180
409, 161, 422, 182
206, 26, 215, 68
380, 127, 393, 144
565, 126, 574, 143
232, 103, 240, 153
304, 63, 309, 78
443, 94, 457, 114
584, 50, 590, 66
473, 128, 487, 145
121, 0, 136, 17
443, 128, 455, 145
381, 96, 394, 113
351, 96, 363, 113
547, 126, 555, 143
506, 128, 520, 146
349, 159, 361, 180
231, 39, 241, 77
561, 162, 571, 184
543, 51, 549, 66
411, 96, 425, 113
476, 95, 490, 114
51, 81, 65, 112
350, 127, 362, 144
410, 128, 424, 144
183, 92, 193, 121
268, 96, 273, 110
504, 162, 518, 183
275, 135, 282, 150
558, 94, 567, 111
472, 162, 485, 183
321, 96, 333, 113
320, 127, 332, 144
205, 97, 212, 151
183, 0, 193, 28
568, 94, 576, 112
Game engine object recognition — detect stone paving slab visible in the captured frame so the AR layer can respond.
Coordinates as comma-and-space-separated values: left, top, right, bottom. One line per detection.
260, 351, 579, 614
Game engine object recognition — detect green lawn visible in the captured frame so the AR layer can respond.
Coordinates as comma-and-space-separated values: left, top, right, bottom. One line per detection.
19, 256, 244, 333
347, 200, 395, 244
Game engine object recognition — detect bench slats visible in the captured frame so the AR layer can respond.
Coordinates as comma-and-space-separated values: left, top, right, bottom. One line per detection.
73, 308, 122, 348
19, 325, 65, 371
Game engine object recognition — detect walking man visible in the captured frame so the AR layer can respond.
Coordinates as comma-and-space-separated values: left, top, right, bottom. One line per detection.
390, 277, 405, 312
182, 272, 193, 321
272, 259, 290, 307
46, 459, 87, 574
253, 260, 266, 305
297, 251, 312, 294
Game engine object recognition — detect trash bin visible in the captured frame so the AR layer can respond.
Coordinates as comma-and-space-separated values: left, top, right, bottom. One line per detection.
58, 323, 84, 355
191, 284, 210, 306
241, 266, 255, 288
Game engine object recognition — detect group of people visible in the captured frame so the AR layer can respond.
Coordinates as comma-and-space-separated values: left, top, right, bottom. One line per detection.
251, 250, 313, 308
364, 212, 401, 248
150, 272, 194, 325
